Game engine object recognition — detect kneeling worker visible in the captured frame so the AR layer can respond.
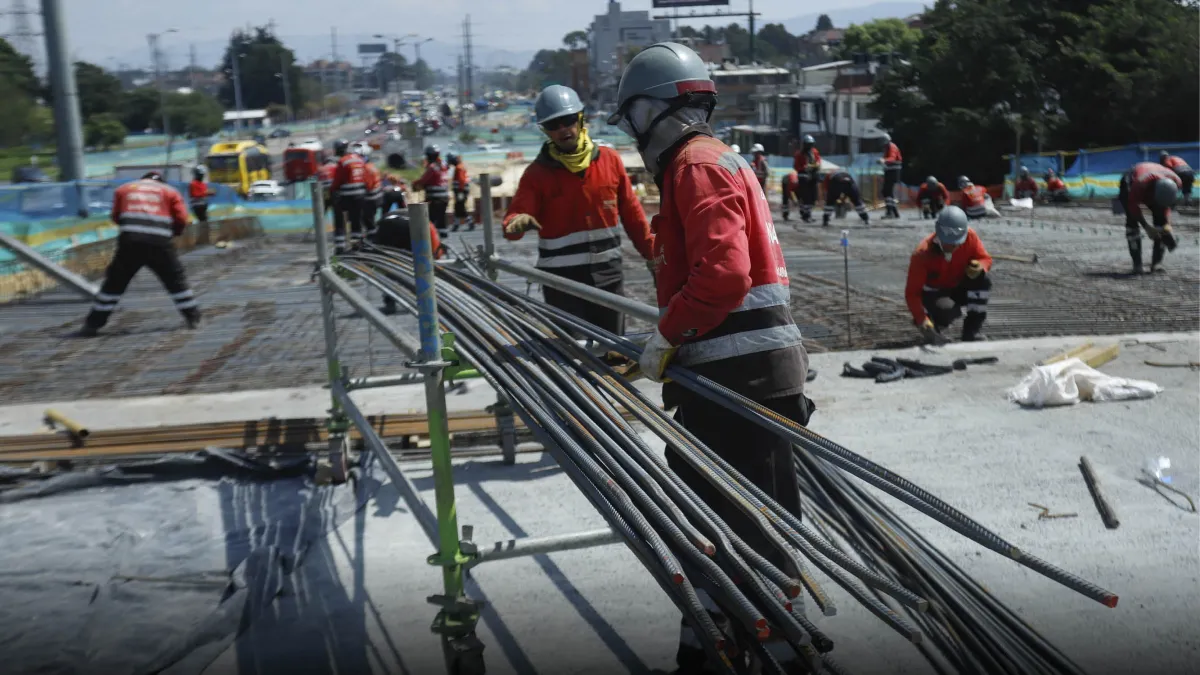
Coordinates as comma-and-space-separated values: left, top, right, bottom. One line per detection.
1119, 162, 1181, 274
78, 172, 200, 337
1013, 167, 1038, 199
373, 210, 445, 315
822, 169, 869, 226
503, 84, 654, 336
917, 176, 949, 219
905, 206, 992, 343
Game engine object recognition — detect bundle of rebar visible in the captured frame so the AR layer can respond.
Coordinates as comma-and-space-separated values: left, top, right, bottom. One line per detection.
335, 243, 1115, 675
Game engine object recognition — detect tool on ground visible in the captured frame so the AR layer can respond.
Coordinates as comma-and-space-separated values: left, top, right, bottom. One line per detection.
952, 356, 999, 371
1028, 503, 1078, 520
43, 408, 89, 445
1139, 460, 1197, 513
1078, 456, 1120, 529
842, 356, 954, 383
1144, 360, 1200, 369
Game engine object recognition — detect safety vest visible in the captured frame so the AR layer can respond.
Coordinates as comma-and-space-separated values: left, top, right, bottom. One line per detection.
333, 154, 366, 199
113, 179, 188, 241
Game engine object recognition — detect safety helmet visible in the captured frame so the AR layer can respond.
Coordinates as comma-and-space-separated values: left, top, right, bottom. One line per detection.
935, 206, 970, 246
882, 133, 891, 143
606, 42, 716, 125
193, 166, 206, 179
142, 171, 164, 182
803, 134, 815, 145
1019, 165, 1030, 177
425, 144, 440, 159
535, 85, 584, 125
1159, 150, 1170, 161
925, 175, 938, 189
334, 139, 350, 155
751, 143, 765, 154
1152, 178, 1179, 208
1045, 167, 1056, 177
957, 175, 971, 189
730, 144, 741, 154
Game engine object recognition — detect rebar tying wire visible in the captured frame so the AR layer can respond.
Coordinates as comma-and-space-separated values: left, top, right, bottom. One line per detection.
336, 244, 1117, 674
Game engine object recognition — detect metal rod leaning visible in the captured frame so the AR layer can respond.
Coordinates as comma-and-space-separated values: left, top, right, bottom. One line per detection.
465, 528, 622, 568
320, 268, 421, 361
44, 408, 89, 440
0, 231, 99, 300
488, 256, 659, 323
479, 172, 497, 280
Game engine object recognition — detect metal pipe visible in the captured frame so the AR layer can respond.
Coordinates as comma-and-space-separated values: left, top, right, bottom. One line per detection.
43, 408, 89, 439
479, 172, 496, 280
0, 231, 98, 299
466, 528, 621, 568
320, 268, 421, 360
489, 256, 658, 323
344, 372, 423, 389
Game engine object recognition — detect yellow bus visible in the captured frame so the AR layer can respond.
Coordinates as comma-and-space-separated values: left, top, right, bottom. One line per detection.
206, 141, 271, 195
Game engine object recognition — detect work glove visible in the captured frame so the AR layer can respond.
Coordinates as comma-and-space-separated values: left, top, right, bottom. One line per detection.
638, 329, 679, 384
1161, 223, 1178, 251
918, 317, 950, 346
504, 213, 541, 236
965, 260, 984, 279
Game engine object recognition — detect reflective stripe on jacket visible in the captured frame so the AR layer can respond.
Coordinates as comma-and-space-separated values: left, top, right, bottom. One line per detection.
882, 142, 903, 170
904, 228, 992, 324
112, 179, 189, 240
414, 160, 450, 200
332, 154, 366, 198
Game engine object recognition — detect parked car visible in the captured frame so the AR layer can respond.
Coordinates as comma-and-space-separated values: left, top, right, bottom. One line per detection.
268, 128, 292, 139
11, 165, 51, 183
246, 180, 285, 200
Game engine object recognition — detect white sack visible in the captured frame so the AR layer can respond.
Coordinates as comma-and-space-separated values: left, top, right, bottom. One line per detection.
1009, 197, 1034, 209
1006, 357, 1163, 408
984, 195, 1003, 217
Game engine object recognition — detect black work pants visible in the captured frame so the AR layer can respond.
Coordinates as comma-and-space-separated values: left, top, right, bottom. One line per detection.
824, 179, 867, 224
364, 198, 381, 235
796, 174, 818, 220
1124, 207, 1170, 270
428, 197, 450, 234
383, 190, 407, 214
86, 236, 199, 329
667, 390, 812, 674
333, 196, 364, 250
921, 198, 945, 219
883, 167, 901, 207
191, 204, 208, 223
922, 273, 991, 339
541, 272, 625, 337
781, 185, 796, 219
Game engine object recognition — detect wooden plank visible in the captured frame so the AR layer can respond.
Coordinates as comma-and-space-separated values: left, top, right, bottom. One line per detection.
1038, 342, 1094, 366
1077, 343, 1120, 369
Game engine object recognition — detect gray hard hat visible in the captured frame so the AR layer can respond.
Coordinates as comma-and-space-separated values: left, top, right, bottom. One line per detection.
935, 206, 969, 246
606, 42, 715, 124
535, 85, 584, 125
925, 176, 938, 189
957, 175, 971, 189
803, 134, 815, 145
1153, 178, 1179, 208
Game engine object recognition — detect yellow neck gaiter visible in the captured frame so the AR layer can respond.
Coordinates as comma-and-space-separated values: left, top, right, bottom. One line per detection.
547, 126, 595, 173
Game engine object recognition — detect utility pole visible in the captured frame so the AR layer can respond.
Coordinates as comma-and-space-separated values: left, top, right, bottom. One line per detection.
462, 14, 474, 120
8, 0, 41, 73
330, 26, 339, 92
189, 43, 197, 90
39, 0, 83, 180
231, 49, 245, 136
149, 29, 177, 171
748, 0, 755, 65
279, 52, 293, 121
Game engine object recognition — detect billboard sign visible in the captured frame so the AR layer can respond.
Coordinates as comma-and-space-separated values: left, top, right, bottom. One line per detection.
357, 43, 387, 55
652, 0, 730, 7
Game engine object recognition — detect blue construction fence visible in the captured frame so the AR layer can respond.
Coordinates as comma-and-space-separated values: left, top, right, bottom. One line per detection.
1005, 142, 1199, 199
0, 179, 319, 265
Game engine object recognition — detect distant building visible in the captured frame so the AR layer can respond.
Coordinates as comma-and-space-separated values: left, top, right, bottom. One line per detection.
223, 109, 270, 131
569, 49, 590, 99
588, 0, 671, 106
709, 63, 790, 128
796, 28, 845, 67
305, 60, 355, 94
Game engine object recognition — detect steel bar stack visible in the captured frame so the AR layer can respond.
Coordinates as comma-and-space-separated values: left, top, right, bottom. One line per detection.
335, 243, 1116, 675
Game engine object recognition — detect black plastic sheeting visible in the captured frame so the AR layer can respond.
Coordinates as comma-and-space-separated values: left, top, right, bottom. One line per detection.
0, 448, 387, 675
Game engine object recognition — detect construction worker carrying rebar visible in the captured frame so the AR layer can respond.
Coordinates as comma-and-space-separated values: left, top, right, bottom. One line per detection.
917, 175, 949, 219
503, 84, 654, 336
609, 41, 813, 675
412, 145, 451, 234
822, 168, 869, 227
76, 171, 200, 337
905, 205, 993, 344
330, 139, 367, 253
1119, 161, 1181, 275
792, 134, 821, 222
1160, 150, 1194, 207
1013, 166, 1038, 200
448, 152, 475, 232
750, 143, 769, 193
879, 133, 903, 218
188, 166, 214, 223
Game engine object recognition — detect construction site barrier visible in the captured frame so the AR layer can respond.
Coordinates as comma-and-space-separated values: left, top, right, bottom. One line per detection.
1003, 141, 1199, 200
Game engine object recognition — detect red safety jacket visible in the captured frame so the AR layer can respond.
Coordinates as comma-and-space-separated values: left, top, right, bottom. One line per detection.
413, 159, 450, 200
112, 179, 190, 242
654, 135, 807, 400
363, 162, 382, 202
318, 163, 336, 194
188, 179, 211, 207
504, 144, 653, 274
751, 154, 770, 188
905, 229, 992, 324
917, 182, 950, 205
1164, 155, 1193, 174
1127, 162, 1182, 207
793, 146, 821, 175
453, 164, 470, 192
1014, 177, 1039, 196
959, 185, 989, 218
781, 172, 799, 197
1046, 176, 1066, 192
882, 142, 903, 170
332, 154, 366, 199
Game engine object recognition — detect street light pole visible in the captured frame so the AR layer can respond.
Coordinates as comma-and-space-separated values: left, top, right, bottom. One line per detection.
148, 28, 178, 175
278, 53, 293, 122
231, 51, 246, 136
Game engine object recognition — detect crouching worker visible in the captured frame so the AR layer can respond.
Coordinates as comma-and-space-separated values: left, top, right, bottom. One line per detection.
905, 206, 993, 344
372, 210, 445, 315
1119, 162, 1181, 274
822, 169, 869, 226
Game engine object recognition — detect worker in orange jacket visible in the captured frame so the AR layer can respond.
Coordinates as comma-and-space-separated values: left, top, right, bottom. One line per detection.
1119, 162, 1181, 274
750, 143, 770, 193
1160, 150, 1194, 207
956, 176, 990, 219
78, 172, 199, 337
448, 153, 474, 231
187, 166, 214, 223
905, 206, 993, 343
792, 134, 821, 222
412, 145, 451, 234
1043, 169, 1068, 202
330, 139, 367, 252
879, 133, 903, 218
362, 154, 383, 236
917, 176, 950, 219
504, 84, 654, 336
780, 170, 800, 222
1013, 166, 1038, 199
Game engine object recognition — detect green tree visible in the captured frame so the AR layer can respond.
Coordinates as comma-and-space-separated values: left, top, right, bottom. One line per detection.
163, 91, 224, 138
837, 19, 921, 60
757, 23, 796, 64
519, 49, 572, 91
0, 37, 38, 98
412, 60, 435, 89
26, 106, 54, 144
265, 102, 290, 123
562, 30, 589, 51
122, 87, 161, 132
85, 113, 127, 149
73, 61, 124, 119
217, 27, 306, 111
815, 14, 834, 31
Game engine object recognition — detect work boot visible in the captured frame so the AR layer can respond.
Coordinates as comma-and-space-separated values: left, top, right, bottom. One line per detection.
961, 312, 987, 342
782, 211, 790, 222
822, 214, 831, 227
185, 313, 202, 330
859, 212, 870, 225
75, 324, 100, 338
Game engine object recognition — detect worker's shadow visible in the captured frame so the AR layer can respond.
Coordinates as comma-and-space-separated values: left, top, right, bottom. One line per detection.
1081, 270, 1143, 280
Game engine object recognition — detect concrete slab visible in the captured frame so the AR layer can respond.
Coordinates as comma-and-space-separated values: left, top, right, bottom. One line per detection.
158, 331, 1199, 675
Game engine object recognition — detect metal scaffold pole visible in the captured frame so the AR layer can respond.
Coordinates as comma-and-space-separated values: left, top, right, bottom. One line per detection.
311, 180, 350, 483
